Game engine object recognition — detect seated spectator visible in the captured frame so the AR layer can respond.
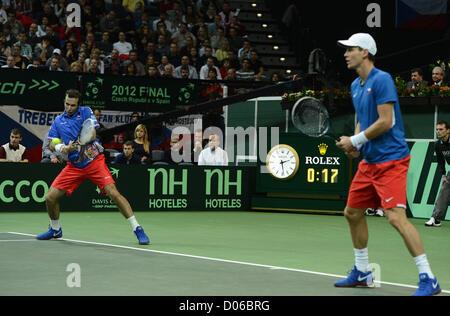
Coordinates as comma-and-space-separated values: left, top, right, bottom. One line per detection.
226, 16, 246, 37
10, 44, 28, 69
104, 49, 123, 75
199, 56, 222, 80
0, 128, 29, 162
162, 64, 175, 78
62, 40, 78, 65
153, 11, 173, 33
45, 48, 70, 71
41, 132, 68, 163
87, 58, 102, 74
147, 64, 161, 78
107, 0, 127, 19
236, 58, 255, 81
157, 55, 174, 76
191, 129, 206, 164
143, 40, 160, 59
124, 62, 137, 76
113, 32, 133, 57
270, 72, 283, 83
155, 34, 170, 58
164, 135, 183, 164
188, 46, 202, 72
227, 49, 240, 70
27, 23, 42, 49
219, 58, 231, 79
4, 10, 25, 38
203, 4, 217, 24
183, 4, 198, 30
123, 50, 146, 76
171, 22, 196, 50
196, 25, 210, 47
179, 35, 196, 59
198, 45, 218, 67
123, 0, 145, 12
227, 27, 244, 53
34, 36, 54, 63
43, 56, 63, 71
238, 39, 252, 62
100, 10, 121, 40
125, 112, 140, 141
14, 32, 32, 61
1, 56, 20, 69
219, 1, 235, 27
432, 67, 447, 86
207, 14, 224, 37
168, 42, 181, 67
133, 124, 151, 164
1, 56, 19, 69
202, 67, 223, 101
407, 68, 428, 89
112, 141, 142, 165
215, 40, 230, 62
211, 27, 226, 51
85, 48, 105, 74
27, 57, 42, 70
178, 65, 190, 79
198, 133, 228, 166
97, 32, 114, 57
249, 49, 264, 80
44, 25, 60, 50
120, 12, 138, 42
174, 55, 199, 79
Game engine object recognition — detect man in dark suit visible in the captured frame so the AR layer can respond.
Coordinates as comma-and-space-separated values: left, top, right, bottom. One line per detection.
432, 66, 447, 86
407, 68, 428, 89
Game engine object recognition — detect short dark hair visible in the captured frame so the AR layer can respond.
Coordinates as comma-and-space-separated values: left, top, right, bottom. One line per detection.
65, 89, 81, 104
411, 68, 423, 76
437, 120, 449, 129
124, 140, 134, 147
11, 128, 22, 136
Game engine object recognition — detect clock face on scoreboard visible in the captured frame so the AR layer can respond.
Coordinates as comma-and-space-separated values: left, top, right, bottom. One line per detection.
266, 144, 300, 180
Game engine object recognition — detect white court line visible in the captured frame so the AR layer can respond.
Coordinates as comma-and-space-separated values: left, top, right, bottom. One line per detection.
6, 231, 450, 294
0, 239, 37, 242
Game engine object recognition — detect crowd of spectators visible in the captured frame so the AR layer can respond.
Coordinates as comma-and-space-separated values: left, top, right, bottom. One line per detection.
0, 0, 284, 96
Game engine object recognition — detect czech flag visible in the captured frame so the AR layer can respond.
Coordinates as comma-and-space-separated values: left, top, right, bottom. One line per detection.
395, 0, 447, 30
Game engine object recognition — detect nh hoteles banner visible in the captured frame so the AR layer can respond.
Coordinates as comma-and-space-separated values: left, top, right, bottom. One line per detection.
0, 163, 255, 212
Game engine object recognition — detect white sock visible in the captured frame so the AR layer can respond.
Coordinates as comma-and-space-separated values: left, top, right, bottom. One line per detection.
127, 216, 140, 231
50, 219, 60, 231
354, 248, 369, 272
414, 254, 434, 279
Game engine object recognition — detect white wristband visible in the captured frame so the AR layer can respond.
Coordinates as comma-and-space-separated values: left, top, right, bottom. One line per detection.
55, 144, 64, 152
350, 132, 369, 148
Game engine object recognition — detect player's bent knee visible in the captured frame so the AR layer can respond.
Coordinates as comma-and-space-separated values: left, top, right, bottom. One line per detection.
344, 207, 365, 220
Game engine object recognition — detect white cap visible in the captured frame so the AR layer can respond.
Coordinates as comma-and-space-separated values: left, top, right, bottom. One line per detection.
53, 48, 61, 55
337, 33, 377, 56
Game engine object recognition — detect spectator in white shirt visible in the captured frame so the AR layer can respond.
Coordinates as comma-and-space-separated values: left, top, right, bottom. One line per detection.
198, 134, 228, 166
113, 32, 133, 56
199, 57, 222, 80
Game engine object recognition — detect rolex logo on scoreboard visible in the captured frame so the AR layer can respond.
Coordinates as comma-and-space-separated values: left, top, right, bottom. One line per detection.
304, 143, 340, 165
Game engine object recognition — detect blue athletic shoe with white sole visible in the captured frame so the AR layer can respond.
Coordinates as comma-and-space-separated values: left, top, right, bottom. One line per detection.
134, 226, 150, 245
412, 273, 441, 296
36, 226, 63, 240
334, 265, 374, 287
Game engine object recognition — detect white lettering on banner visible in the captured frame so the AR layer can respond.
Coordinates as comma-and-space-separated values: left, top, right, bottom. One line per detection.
305, 156, 340, 165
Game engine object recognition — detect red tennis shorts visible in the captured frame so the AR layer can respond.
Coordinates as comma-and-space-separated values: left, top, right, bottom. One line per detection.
347, 155, 410, 210
51, 154, 115, 196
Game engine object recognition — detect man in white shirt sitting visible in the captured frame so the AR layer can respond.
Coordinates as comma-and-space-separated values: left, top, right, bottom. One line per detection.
113, 32, 133, 56
198, 134, 228, 166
